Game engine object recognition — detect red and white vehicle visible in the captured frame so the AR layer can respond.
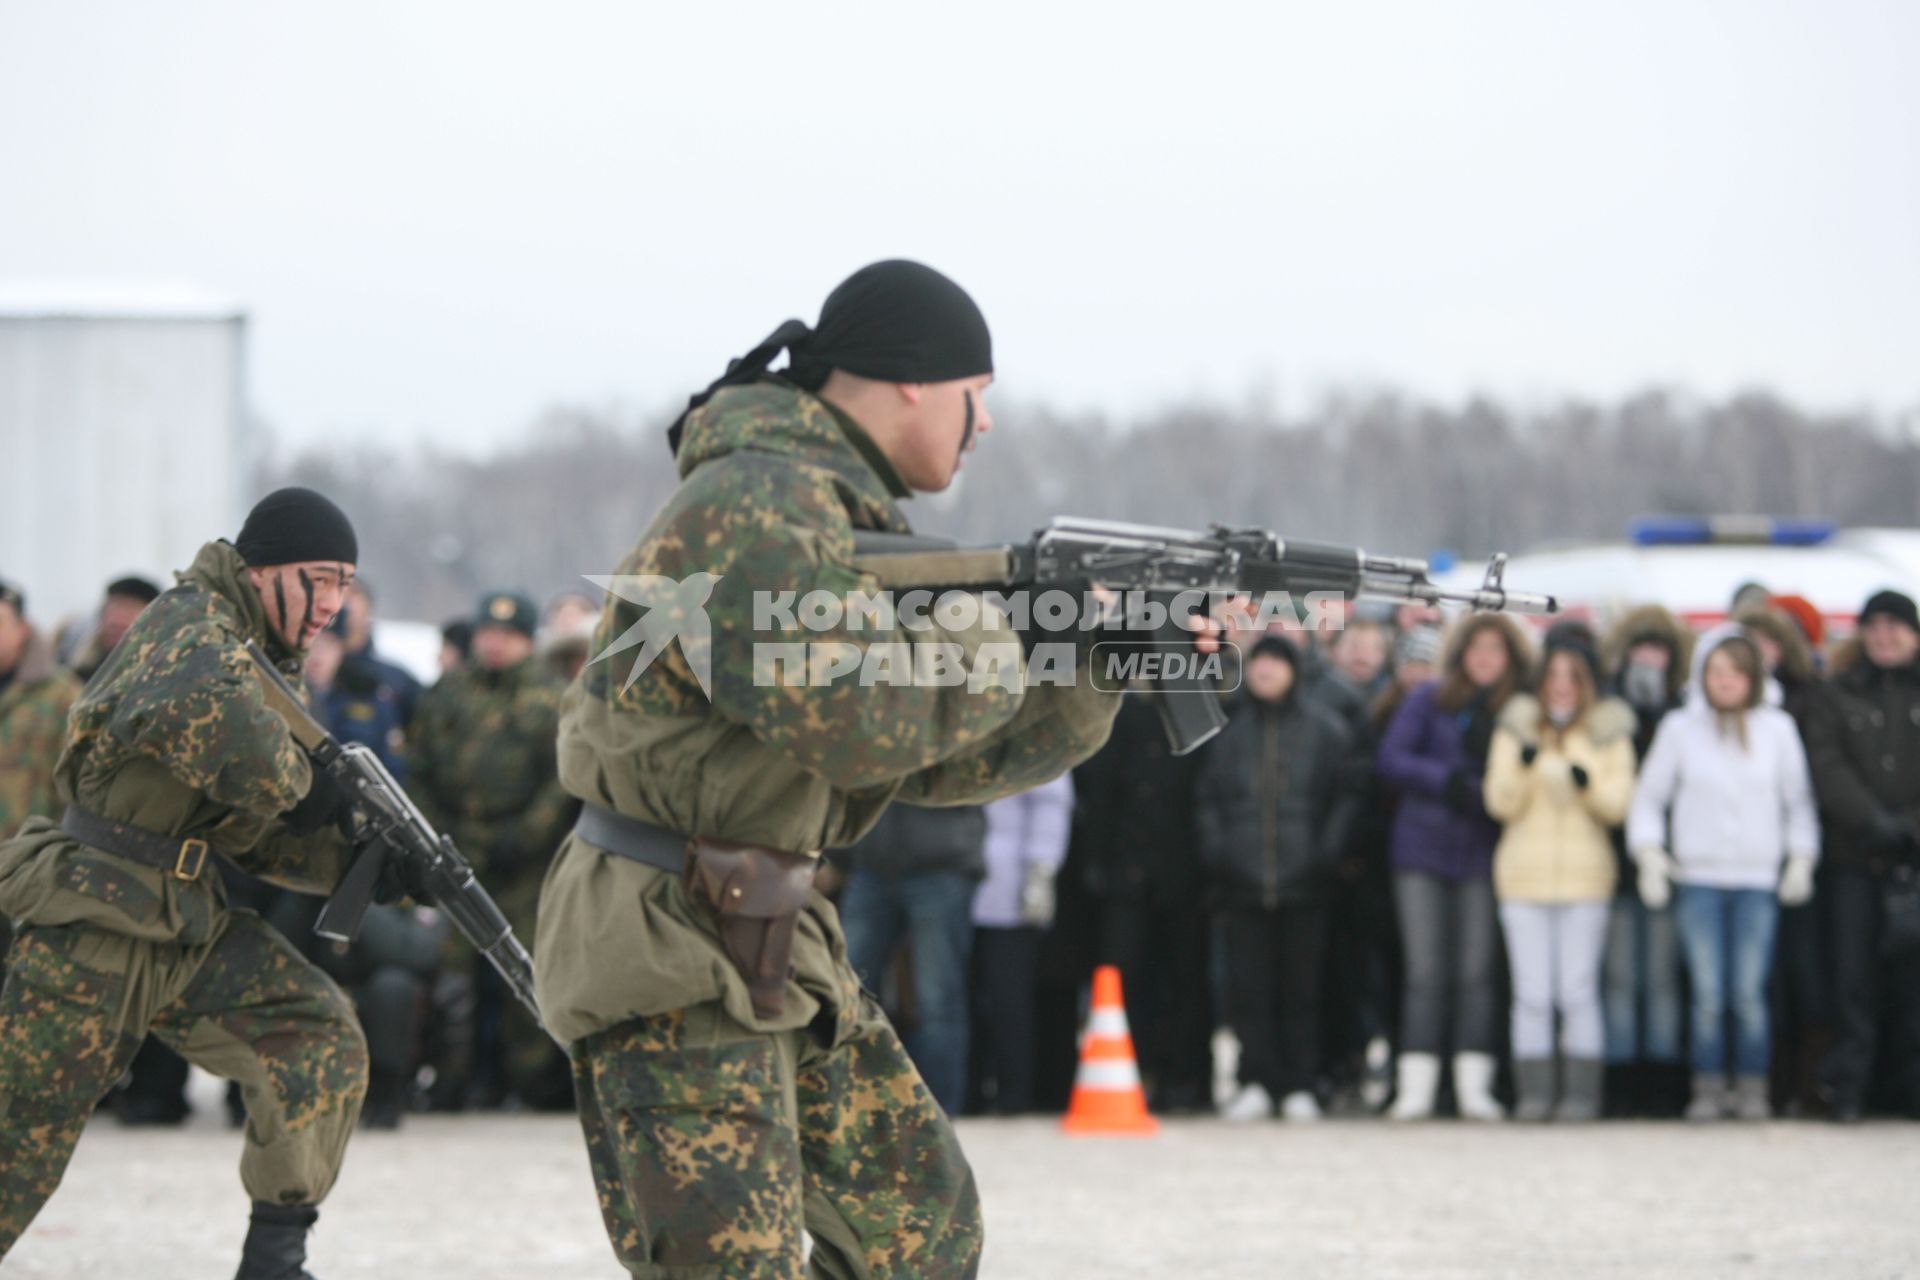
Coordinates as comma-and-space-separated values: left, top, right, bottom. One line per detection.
1437, 518, 1920, 638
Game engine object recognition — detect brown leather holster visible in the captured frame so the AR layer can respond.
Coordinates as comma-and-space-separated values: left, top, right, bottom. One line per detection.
683, 838, 819, 1019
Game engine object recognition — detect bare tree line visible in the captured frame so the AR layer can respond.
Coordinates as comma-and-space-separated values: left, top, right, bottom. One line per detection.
266, 388, 1920, 624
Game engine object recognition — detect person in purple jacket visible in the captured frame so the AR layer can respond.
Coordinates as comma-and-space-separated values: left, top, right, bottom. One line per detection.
1377, 613, 1534, 1120
970, 774, 1075, 1114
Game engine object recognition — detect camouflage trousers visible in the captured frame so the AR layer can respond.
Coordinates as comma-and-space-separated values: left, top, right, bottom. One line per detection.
0, 909, 369, 1257
572, 996, 983, 1279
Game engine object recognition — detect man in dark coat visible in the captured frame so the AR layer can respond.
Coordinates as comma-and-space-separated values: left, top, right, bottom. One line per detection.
1803, 589, 1920, 1120
1197, 634, 1356, 1120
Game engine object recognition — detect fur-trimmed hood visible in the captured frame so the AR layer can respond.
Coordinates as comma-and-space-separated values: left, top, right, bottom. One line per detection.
1496, 690, 1637, 748
1735, 605, 1816, 685
1602, 604, 1694, 701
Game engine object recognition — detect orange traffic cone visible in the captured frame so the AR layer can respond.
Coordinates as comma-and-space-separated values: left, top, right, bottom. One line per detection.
1061, 964, 1159, 1135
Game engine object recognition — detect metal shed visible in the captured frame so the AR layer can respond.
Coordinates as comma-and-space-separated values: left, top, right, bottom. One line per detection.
0, 283, 249, 629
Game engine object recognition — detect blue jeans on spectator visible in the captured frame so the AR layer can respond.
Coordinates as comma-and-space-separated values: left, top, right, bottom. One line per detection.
839, 870, 976, 1114
1674, 884, 1778, 1077
1603, 890, 1684, 1064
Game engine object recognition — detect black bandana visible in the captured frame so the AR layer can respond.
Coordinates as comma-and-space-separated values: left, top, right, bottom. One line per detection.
668, 259, 993, 454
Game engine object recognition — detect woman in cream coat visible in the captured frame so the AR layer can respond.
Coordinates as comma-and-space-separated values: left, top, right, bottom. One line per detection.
1484, 630, 1637, 1121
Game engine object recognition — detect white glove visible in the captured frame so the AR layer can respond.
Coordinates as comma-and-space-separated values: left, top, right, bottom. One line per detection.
1634, 847, 1673, 910
1019, 862, 1058, 928
1778, 854, 1816, 906
1537, 754, 1575, 800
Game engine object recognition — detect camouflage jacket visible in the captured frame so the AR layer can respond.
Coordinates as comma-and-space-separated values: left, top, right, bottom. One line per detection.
0, 541, 350, 945
406, 655, 572, 880
535, 378, 1120, 1044
0, 628, 81, 840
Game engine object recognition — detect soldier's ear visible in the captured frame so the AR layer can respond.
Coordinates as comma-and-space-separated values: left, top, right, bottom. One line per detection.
895, 383, 927, 406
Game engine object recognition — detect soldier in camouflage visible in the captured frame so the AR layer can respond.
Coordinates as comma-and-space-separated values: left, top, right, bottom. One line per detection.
0, 488, 371, 1280
0, 581, 80, 844
0, 581, 83, 964
536, 260, 1123, 1278
408, 589, 574, 1108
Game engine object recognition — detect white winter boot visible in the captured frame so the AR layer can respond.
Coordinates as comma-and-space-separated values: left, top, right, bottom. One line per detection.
1453, 1052, 1506, 1121
1388, 1053, 1440, 1120
1220, 1082, 1273, 1123
1279, 1090, 1322, 1122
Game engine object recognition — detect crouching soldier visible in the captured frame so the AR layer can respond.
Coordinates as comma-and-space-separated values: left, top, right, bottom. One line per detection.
0, 488, 372, 1279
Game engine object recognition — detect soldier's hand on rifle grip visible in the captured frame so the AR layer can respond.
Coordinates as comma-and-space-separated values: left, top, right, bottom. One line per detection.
371, 854, 414, 906
285, 767, 354, 840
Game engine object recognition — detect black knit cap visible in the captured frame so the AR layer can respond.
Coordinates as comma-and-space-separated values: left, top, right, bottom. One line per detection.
667, 260, 993, 454
1248, 632, 1300, 668
235, 488, 358, 568
1860, 589, 1920, 633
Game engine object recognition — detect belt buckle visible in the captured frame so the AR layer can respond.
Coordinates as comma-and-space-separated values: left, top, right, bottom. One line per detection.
174, 838, 209, 880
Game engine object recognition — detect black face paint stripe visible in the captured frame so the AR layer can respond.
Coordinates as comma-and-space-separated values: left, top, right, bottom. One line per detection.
296, 568, 317, 639
272, 573, 291, 642
957, 390, 976, 462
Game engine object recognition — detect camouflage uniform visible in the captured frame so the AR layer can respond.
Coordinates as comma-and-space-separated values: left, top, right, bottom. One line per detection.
536, 379, 1121, 1278
408, 654, 572, 1099
0, 628, 80, 841
0, 627, 81, 959
0, 541, 365, 1258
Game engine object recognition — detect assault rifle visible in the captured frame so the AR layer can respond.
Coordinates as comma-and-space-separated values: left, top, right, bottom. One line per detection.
851, 517, 1557, 755
245, 642, 545, 1034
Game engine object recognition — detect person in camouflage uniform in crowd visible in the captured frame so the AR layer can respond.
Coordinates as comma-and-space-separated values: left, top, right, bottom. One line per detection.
0, 489, 370, 1279
0, 581, 83, 965
0, 581, 80, 841
408, 590, 573, 1107
536, 261, 1123, 1279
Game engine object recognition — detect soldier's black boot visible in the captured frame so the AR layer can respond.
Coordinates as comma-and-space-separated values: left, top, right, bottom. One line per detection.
235, 1201, 319, 1280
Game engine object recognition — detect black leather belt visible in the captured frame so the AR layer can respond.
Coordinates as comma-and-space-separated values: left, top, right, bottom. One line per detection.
572, 802, 691, 874
60, 805, 211, 881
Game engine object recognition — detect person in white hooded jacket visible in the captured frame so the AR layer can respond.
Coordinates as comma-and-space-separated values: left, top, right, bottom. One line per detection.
1626, 624, 1819, 1121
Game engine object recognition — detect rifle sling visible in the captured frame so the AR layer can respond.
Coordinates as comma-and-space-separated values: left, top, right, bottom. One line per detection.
61, 805, 213, 880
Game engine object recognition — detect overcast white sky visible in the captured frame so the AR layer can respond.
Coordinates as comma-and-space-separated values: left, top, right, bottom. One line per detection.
3, 0, 1916, 451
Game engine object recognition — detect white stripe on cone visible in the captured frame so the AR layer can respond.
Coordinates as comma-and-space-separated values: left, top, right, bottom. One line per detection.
1086, 1008, 1131, 1038
1073, 1059, 1143, 1090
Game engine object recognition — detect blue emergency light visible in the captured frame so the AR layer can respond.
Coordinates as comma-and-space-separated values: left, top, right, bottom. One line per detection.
1629, 516, 1836, 547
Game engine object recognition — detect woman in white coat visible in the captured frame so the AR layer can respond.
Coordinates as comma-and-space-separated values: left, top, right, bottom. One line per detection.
1626, 625, 1819, 1121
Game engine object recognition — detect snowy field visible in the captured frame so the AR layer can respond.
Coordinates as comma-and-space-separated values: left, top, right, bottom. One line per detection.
7, 1073, 1917, 1278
